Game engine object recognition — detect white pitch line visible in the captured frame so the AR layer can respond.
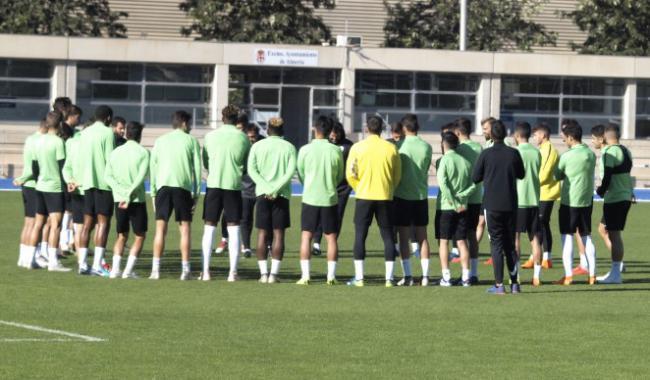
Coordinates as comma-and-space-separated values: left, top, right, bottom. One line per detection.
1, 338, 75, 342
0, 320, 106, 342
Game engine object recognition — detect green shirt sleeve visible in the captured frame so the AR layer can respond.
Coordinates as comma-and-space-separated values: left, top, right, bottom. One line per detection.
437, 157, 459, 209
335, 149, 344, 185
554, 154, 566, 181
268, 146, 297, 197
247, 146, 272, 195
297, 147, 306, 184
16, 137, 34, 184
192, 138, 202, 198
128, 150, 149, 203
149, 143, 159, 198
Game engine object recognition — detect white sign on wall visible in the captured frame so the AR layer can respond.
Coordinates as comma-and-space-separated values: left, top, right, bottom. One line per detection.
253, 48, 319, 67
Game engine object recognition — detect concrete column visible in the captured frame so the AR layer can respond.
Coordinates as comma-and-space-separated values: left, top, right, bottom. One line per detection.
489, 74, 501, 120
210, 64, 229, 128
339, 64, 355, 136
65, 61, 77, 103
475, 74, 492, 135
50, 61, 67, 107
622, 79, 637, 139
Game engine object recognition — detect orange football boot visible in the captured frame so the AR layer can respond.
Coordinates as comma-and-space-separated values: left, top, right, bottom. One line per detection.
554, 276, 573, 285
572, 266, 588, 276
542, 259, 553, 269
484, 257, 493, 265
521, 259, 534, 269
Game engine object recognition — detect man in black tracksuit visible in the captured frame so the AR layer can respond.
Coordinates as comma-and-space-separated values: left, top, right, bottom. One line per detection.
472, 119, 525, 295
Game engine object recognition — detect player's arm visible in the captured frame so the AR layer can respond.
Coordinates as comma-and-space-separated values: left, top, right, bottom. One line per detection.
56, 139, 66, 192
246, 146, 272, 195
192, 139, 202, 199
128, 151, 150, 204
597, 147, 616, 197
201, 143, 209, 171
438, 158, 459, 209
149, 143, 159, 199
296, 148, 306, 184
345, 145, 360, 190
391, 147, 402, 191
553, 155, 566, 181
14, 139, 34, 186
268, 147, 297, 196
335, 149, 345, 185
471, 152, 485, 184
104, 130, 115, 161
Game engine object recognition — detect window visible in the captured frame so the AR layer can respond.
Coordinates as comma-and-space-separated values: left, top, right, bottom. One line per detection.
0, 60, 51, 122
354, 71, 479, 131
501, 76, 624, 134
636, 80, 650, 138
76, 62, 213, 127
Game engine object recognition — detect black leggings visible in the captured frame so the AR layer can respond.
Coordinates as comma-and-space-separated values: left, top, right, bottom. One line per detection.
538, 201, 554, 253
353, 224, 397, 261
485, 210, 518, 284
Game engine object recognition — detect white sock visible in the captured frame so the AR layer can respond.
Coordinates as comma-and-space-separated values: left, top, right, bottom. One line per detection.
47, 248, 58, 267
561, 234, 573, 277
124, 255, 137, 275
579, 252, 588, 269
18, 244, 25, 264
258, 260, 268, 275
78, 247, 88, 268
270, 259, 281, 275
470, 258, 478, 277
582, 235, 596, 276
152, 257, 161, 272
201, 225, 215, 274
354, 260, 364, 280
40, 241, 48, 255
410, 242, 419, 252
313, 242, 320, 250
92, 247, 105, 270
534, 264, 542, 279
385, 261, 394, 281
442, 269, 451, 281
462, 268, 470, 281
227, 225, 241, 274
182, 260, 190, 273
25, 246, 37, 266
420, 258, 430, 278
543, 251, 550, 261
401, 258, 412, 277
67, 229, 74, 246
327, 261, 337, 281
112, 255, 122, 273
611, 261, 621, 277
300, 259, 310, 280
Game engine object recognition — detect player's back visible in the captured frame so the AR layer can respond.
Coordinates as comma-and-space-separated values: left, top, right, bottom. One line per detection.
516, 143, 541, 207
151, 129, 200, 189
558, 143, 596, 207
79, 121, 114, 191
203, 124, 250, 190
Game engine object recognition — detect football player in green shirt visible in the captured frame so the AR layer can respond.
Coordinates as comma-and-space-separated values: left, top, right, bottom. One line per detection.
71, 105, 115, 276
247, 117, 297, 284
149, 111, 202, 281
105, 121, 149, 279
595, 124, 633, 284
512, 122, 543, 286
393, 114, 432, 287
296, 116, 344, 285
554, 120, 597, 286
61, 106, 85, 256
26, 111, 70, 272
14, 119, 47, 268
200, 105, 251, 282
59, 105, 82, 254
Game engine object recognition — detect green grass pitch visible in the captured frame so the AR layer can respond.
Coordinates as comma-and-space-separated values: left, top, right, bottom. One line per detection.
0, 191, 648, 379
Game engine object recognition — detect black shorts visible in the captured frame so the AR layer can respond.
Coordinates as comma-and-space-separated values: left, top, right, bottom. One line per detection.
35, 191, 65, 215
434, 208, 442, 239
393, 197, 428, 227
21, 187, 37, 218
517, 207, 541, 238
84, 188, 114, 217
255, 196, 290, 231
155, 187, 193, 222
354, 199, 393, 228
466, 203, 481, 230
64, 191, 73, 212
438, 210, 468, 241
70, 194, 85, 224
203, 188, 242, 224
115, 202, 148, 235
601, 201, 632, 231
559, 204, 592, 236
302, 203, 338, 234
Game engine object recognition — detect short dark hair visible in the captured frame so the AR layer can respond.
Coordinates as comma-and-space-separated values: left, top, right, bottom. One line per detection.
441, 131, 459, 150
562, 121, 583, 142
441, 122, 455, 133
532, 122, 551, 137
561, 118, 580, 132
314, 116, 333, 137
126, 121, 144, 142
490, 119, 507, 142
514, 121, 531, 140
56, 123, 74, 140
236, 112, 249, 126
112, 116, 126, 128
454, 118, 472, 136
390, 121, 403, 134
172, 110, 192, 129
401, 114, 419, 133
222, 105, 240, 124
481, 116, 496, 125
45, 110, 63, 130
52, 97, 72, 117
591, 124, 605, 138
94, 105, 113, 125
604, 123, 621, 139
244, 123, 259, 134
267, 117, 284, 136
331, 121, 346, 142
366, 115, 384, 135
68, 105, 82, 117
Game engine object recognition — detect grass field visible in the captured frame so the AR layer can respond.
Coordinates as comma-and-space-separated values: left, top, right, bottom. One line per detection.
0, 191, 649, 379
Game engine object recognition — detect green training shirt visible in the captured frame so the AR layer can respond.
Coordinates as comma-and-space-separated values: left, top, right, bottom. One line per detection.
247, 136, 297, 200
105, 140, 149, 204
554, 143, 596, 207
62, 131, 84, 195
456, 139, 483, 205
436, 150, 476, 211
600, 144, 633, 203
297, 138, 344, 207
78, 121, 115, 191
34, 133, 66, 193
16, 131, 42, 188
516, 142, 541, 208
150, 129, 202, 198
202, 124, 251, 191
394, 135, 432, 201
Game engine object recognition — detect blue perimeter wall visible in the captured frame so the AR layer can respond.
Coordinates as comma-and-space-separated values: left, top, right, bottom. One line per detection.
2, 179, 649, 202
